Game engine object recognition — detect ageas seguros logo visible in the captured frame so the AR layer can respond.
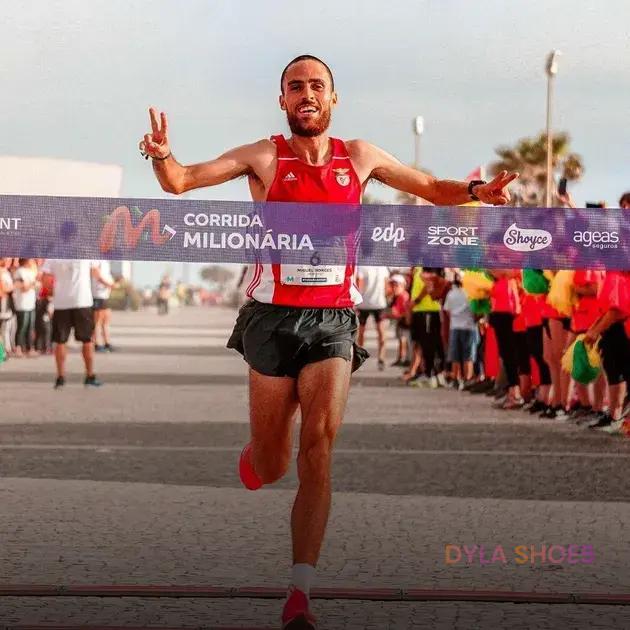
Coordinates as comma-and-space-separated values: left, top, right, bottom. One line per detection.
573, 229, 619, 249
503, 223, 552, 252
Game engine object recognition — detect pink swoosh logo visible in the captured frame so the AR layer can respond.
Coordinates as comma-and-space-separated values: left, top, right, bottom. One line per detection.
99, 206, 170, 253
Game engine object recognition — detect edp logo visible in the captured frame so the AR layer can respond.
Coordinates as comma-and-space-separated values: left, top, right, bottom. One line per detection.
371, 222, 405, 248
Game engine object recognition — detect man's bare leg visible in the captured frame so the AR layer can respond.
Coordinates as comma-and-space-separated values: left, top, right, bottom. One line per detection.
54, 343, 67, 378
376, 318, 387, 364
402, 343, 422, 382
292, 356, 352, 567
357, 322, 367, 348
82, 341, 95, 377
248, 369, 299, 484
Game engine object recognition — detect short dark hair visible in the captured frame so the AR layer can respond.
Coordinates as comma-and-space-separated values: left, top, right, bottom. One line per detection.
280, 55, 334, 93
619, 191, 630, 207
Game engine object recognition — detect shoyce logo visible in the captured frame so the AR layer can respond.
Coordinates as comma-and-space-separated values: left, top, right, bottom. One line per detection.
372, 222, 405, 247
0, 217, 21, 231
573, 230, 619, 249
428, 226, 479, 246
503, 223, 552, 252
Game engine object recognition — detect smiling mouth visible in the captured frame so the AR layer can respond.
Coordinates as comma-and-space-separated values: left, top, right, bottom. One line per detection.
297, 105, 319, 115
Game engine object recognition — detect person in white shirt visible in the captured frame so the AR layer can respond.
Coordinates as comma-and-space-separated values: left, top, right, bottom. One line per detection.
0, 258, 15, 357
12, 259, 38, 357
356, 266, 390, 370
41, 259, 102, 389
443, 274, 477, 389
91, 260, 116, 352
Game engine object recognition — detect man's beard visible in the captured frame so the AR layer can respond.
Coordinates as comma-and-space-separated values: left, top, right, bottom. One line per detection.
286, 107, 331, 137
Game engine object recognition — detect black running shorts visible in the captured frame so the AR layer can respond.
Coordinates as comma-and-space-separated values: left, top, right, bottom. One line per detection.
92, 298, 109, 311
52, 307, 94, 344
227, 300, 369, 378
599, 321, 630, 386
357, 308, 385, 325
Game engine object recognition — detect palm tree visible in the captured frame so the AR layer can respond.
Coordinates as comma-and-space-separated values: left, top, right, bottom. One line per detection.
488, 132, 584, 206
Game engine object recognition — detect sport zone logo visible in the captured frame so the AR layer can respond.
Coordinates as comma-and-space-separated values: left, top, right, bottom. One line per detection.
428, 225, 479, 246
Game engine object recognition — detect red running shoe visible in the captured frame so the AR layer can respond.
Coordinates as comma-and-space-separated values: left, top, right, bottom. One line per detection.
282, 587, 316, 629
238, 443, 263, 490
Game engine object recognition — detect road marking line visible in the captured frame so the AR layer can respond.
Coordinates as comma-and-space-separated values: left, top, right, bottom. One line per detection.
1, 445, 630, 458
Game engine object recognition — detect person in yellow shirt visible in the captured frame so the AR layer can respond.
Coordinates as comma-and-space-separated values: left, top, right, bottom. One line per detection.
404, 267, 444, 387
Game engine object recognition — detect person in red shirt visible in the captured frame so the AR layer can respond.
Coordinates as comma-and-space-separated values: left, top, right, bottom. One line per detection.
488, 270, 524, 409
585, 271, 630, 429
521, 281, 552, 414
386, 273, 411, 366
512, 282, 532, 403
541, 272, 572, 419
142, 55, 518, 629
569, 270, 606, 422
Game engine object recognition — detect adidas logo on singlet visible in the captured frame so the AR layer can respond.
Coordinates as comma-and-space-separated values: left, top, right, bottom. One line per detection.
283, 171, 297, 182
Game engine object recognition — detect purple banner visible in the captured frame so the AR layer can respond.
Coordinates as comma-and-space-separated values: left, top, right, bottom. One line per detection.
1, 195, 629, 269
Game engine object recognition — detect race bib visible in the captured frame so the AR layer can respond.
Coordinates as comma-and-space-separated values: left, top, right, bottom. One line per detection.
280, 264, 345, 286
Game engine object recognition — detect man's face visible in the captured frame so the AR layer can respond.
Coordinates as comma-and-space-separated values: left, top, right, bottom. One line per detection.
280, 60, 337, 137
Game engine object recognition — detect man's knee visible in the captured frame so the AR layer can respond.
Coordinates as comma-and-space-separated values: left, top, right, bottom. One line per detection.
252, 442, 292, 484
297, 435, 333, 483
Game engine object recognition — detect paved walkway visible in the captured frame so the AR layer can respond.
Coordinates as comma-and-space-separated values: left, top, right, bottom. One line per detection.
1, 306, 630, 628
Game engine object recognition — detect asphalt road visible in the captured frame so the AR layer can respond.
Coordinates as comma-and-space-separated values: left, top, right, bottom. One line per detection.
2, 306, 630, 629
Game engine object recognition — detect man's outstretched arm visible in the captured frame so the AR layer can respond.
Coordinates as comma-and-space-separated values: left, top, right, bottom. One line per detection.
140, 107, 264, 194
353, 140, 518, 206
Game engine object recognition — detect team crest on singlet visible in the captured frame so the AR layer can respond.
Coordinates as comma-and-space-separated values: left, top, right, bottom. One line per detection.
333, 168, 350, 187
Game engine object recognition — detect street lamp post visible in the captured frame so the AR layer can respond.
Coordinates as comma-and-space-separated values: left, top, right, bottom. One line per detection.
545, 50, 561, 207
412, 116, 424, 204
413, 115, 424, 169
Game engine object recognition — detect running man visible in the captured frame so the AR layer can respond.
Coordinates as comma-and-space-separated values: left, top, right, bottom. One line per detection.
141, 54, 517, 629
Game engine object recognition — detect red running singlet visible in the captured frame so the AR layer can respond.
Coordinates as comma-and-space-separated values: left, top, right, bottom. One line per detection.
245, 134, 363, 308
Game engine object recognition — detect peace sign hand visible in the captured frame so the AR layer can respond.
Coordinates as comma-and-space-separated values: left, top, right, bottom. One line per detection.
473, 171, 519, 206
139, 107, 171, 159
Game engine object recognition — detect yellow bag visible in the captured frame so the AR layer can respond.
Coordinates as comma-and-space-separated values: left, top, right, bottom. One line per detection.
547, 270, 576, 316
462, 271, 494, 301
562, 335, 602, 384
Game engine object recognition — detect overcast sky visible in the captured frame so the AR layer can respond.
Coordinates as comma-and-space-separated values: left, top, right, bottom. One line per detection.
2, 0, 628, 285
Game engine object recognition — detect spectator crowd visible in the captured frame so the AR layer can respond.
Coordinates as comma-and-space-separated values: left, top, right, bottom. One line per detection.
0, 258, 115, 385
356, 190, 630, 436
2, 192, 629, 422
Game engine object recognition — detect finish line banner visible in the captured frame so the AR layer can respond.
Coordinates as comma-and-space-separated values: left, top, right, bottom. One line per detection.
1, 195, 629, 270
